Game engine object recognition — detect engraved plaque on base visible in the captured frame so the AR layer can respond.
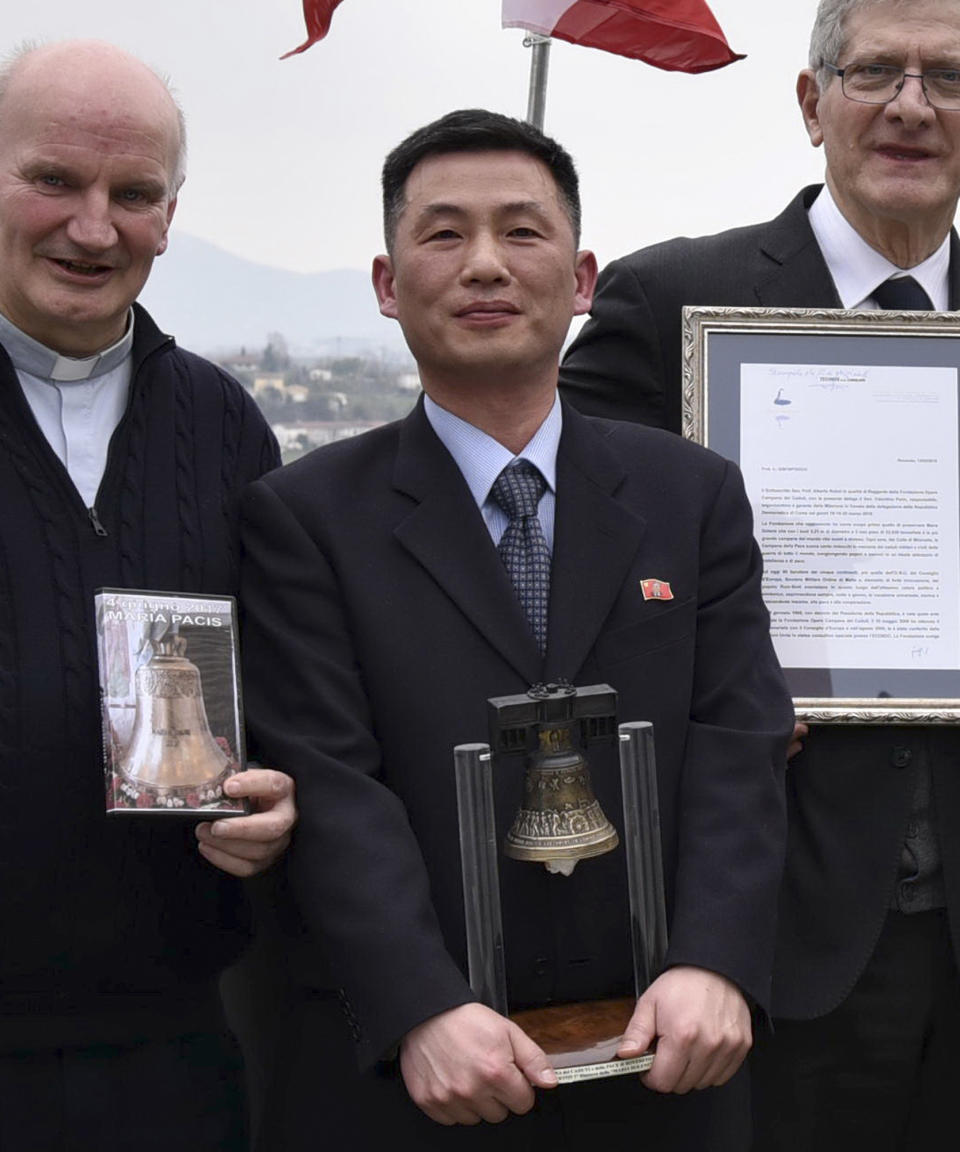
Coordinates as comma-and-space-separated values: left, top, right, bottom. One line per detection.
510, 999, 654, 1082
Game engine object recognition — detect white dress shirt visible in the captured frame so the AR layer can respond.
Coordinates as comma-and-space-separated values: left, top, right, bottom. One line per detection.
808, 184, 950, 309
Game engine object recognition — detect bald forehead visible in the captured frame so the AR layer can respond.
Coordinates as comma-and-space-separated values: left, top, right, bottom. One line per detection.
0, 42, 181, 186
7, 41, 172, 104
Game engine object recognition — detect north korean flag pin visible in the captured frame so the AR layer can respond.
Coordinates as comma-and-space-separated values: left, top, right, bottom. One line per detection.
641, 578, 673, 601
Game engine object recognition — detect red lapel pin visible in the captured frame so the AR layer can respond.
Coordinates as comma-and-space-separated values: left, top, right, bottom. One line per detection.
641, 578, 673, 601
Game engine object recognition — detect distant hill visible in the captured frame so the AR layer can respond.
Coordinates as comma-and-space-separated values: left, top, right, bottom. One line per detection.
139, 233, 408, 359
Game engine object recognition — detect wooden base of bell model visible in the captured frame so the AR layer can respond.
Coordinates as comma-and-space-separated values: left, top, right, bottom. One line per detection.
510, 997, 654, 1084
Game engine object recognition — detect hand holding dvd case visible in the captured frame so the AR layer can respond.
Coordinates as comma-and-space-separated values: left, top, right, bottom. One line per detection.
95, 589, 248, 817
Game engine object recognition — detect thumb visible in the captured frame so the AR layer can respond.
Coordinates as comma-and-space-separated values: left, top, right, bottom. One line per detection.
618, 994, 656, 1057
507, 1021, 558, 1089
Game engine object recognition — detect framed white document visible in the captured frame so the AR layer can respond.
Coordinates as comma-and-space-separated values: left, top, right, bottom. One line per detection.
683, 306, 960, 722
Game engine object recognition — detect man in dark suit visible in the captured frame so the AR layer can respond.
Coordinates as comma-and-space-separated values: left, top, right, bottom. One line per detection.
560, 1, 960, 1147
240, 109, 792, 1150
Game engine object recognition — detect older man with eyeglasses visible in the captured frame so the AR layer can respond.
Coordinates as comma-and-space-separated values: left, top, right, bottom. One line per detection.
560, 2, 960, 1149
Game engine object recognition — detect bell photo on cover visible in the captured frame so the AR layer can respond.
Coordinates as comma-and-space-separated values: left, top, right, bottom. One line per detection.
95, 589, 247, 816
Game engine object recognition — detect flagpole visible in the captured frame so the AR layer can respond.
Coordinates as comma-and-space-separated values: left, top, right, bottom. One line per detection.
523, 33, 552, 130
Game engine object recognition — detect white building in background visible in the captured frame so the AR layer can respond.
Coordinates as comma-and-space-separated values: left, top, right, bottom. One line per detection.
272, 420, 384, 462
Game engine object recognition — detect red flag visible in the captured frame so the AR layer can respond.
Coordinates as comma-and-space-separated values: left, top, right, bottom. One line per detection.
282, 0, 346, 58
502, 0, 743, 73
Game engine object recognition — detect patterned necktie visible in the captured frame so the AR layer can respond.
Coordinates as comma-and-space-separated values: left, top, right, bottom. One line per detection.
872, 275, 934, 311
490, 460, 551, 655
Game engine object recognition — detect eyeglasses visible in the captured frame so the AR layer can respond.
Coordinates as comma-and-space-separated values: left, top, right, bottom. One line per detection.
822, 60, 960, 110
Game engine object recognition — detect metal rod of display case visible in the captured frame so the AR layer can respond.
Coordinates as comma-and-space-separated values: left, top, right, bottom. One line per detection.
618, 722, 669, 992
454, 742, 509, 1016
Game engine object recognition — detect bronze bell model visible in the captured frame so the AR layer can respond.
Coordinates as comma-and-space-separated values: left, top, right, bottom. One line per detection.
505, 724, 619, 875
489, 683, 620, 876
119, 631, 231, 798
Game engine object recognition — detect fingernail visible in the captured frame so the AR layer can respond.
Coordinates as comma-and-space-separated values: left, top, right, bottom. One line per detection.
224, 778, 239, 795
542, 1069, 558, 1086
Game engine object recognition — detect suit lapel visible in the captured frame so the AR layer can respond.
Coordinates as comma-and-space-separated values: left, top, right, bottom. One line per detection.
544, 405, 646, 683
392, 402, 543, 685
755, 186, 842, 309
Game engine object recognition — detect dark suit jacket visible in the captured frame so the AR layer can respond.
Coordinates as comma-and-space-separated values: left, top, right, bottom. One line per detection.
240, 399, 791, 1074
559, 187, 960, 1019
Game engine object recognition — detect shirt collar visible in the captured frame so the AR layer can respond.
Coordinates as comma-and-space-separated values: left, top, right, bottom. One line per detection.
423, 391, 562, 510
808, 185, 950, 309
0, 309, 135, 382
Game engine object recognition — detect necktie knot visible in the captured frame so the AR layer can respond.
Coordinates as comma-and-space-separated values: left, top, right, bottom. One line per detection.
872, 275, 934, 311
491, 460, 546, 521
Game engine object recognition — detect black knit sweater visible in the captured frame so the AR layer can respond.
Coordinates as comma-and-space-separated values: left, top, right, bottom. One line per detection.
0, 305, 280, 1048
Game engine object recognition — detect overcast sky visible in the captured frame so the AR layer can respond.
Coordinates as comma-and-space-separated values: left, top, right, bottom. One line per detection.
7, 1, 828, 275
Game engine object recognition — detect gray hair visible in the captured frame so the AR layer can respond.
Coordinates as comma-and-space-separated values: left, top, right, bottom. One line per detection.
0, 40, 187, 193
156, 74, 189, 192
808, 0, 895, 81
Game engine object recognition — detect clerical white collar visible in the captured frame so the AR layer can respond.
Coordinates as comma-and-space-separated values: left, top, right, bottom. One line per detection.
808, 185, 950, 309
0, 309, 135, 382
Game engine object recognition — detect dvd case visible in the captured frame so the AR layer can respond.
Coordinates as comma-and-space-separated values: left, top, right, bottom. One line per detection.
95, 589, 247, 816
